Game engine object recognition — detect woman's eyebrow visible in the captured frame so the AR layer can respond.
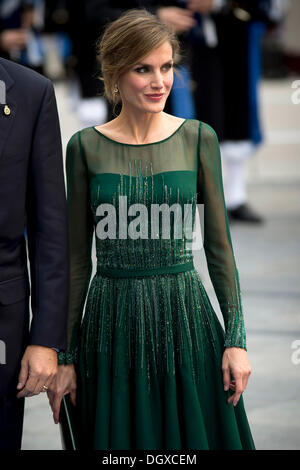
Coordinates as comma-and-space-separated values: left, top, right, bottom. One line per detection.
135, 60, 174, 67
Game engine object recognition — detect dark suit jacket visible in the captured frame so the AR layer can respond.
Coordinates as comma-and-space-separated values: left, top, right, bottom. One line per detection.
0, 57, 69, 395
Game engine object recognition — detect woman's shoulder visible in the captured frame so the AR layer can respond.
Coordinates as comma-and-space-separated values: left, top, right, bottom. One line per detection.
184, 118, 216, 134
184, 119, 219, 144
66, 126, 96, 146
184, 118, 216, 139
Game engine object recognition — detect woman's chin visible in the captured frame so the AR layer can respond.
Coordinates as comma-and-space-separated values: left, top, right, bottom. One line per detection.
142, 102, 166, 113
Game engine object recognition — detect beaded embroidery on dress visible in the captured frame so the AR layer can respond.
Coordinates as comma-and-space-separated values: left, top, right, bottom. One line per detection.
58, 118, 254, 450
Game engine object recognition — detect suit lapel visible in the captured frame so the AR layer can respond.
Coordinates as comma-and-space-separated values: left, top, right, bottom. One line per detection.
0, 61, 17, 165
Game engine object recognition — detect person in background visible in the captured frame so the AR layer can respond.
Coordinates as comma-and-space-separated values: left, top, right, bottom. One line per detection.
185, 0, 288, 223
0, 0, 45, 74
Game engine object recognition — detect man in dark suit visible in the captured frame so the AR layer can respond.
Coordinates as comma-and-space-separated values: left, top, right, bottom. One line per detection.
0, 57, 69, 450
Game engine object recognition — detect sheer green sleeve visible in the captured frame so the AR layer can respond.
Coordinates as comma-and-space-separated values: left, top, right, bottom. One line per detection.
58, 131, 94, 365
197, 122, 247, 350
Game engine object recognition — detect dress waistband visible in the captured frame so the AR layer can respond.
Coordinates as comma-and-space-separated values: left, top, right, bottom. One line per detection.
96, 261, 195, 278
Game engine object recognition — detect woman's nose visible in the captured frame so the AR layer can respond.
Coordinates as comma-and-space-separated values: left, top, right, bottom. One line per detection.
151, 71, 164, 88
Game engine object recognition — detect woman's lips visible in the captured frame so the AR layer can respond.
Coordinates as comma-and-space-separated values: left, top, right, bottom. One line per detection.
145, 94, 164, 101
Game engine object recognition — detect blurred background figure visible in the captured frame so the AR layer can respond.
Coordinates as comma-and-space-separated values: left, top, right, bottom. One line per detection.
0, 0, 45, 74
169, 0, 290, 224
42, 0, 71, 81
61, 0, 109, 129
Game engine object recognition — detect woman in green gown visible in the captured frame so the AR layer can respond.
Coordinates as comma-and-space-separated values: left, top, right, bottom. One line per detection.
48, 9, 255, 450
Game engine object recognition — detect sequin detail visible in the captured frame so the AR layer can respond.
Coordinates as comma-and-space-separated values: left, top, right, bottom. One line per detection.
79, 269, 225, 392
61, 156, 247, 381
91, 159, 197, 271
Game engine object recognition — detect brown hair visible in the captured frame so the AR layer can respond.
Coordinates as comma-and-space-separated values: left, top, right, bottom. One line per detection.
96, 8, 182, 115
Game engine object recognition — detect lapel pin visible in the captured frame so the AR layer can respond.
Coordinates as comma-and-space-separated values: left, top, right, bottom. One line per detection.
4, 105, 11, 116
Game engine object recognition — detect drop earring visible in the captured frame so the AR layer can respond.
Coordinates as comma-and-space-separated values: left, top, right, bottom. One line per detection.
114, 84, 119, 94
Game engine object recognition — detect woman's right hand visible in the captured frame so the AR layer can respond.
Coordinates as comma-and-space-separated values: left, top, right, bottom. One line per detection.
47, 364, 77, 424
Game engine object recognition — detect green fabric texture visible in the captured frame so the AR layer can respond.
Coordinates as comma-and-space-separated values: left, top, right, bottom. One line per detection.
58, 118, 254, 450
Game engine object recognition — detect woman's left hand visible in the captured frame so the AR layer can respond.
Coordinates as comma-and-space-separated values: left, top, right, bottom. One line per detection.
222, 347, 252, 407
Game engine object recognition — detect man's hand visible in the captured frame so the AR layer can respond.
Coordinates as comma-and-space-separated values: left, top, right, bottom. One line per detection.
0, 29, 29, 52
187, 0, 215, 14
157, 7, 197, 35
222, 347, 252, 406
47, 364, 77, 424
16, 345, 57, 398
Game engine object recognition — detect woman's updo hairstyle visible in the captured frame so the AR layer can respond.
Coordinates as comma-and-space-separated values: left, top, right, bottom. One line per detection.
96, 8, 181, 114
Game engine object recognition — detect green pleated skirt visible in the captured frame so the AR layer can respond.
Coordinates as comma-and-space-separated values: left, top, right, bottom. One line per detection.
73, 267, 255, 450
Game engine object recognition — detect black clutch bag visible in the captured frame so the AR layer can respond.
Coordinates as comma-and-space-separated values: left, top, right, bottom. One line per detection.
59, 394, 81, 450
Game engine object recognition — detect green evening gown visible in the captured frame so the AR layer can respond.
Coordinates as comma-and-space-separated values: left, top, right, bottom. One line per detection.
58, 118, 255, 450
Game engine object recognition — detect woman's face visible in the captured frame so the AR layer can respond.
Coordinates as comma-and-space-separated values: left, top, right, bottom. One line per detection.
117, 40, 174, 114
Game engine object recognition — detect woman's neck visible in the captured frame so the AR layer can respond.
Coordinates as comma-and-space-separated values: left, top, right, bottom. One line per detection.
112, 109, 166, 144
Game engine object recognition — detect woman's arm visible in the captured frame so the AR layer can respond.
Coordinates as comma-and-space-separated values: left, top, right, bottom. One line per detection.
197, 121, 252, 405
57, 131, 94, 365
197, 121, 246, 349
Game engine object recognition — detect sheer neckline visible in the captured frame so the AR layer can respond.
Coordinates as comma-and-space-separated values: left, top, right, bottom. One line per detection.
92, 118, 188, 147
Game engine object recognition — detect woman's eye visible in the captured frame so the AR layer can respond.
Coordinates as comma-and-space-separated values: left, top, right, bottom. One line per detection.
135, 64, 173, 73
